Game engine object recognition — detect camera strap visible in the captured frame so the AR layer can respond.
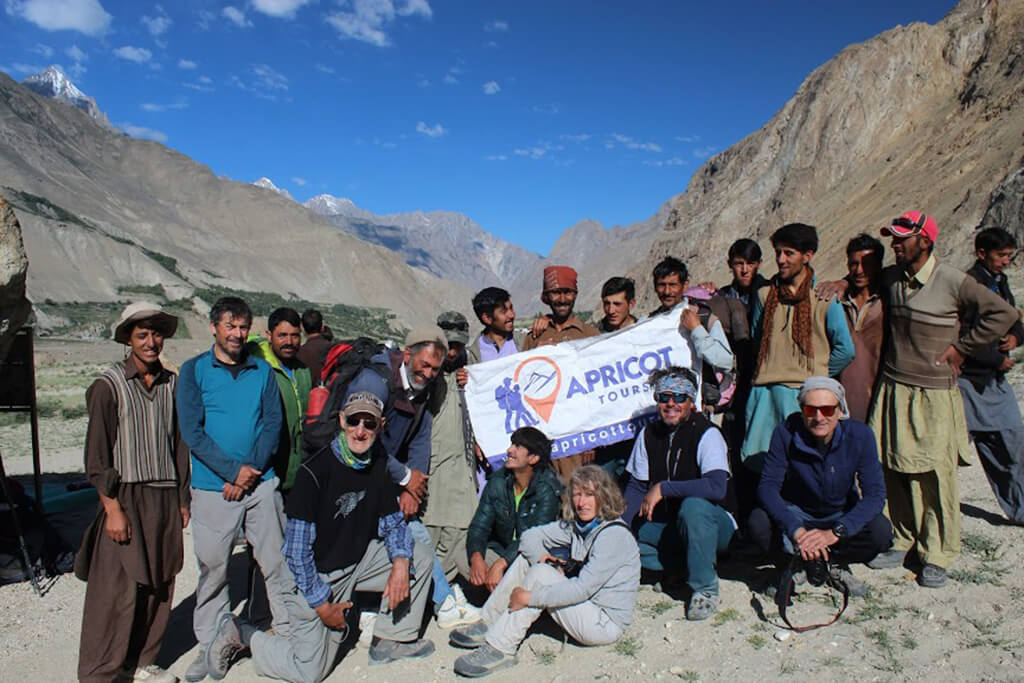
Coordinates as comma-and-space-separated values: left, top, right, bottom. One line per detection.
775, 554, 849, 632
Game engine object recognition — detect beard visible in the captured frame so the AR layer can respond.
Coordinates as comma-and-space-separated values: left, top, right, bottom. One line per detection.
443, 346, 468, 373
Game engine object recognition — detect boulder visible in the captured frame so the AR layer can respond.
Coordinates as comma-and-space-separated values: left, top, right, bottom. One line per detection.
0, 197, 31, 362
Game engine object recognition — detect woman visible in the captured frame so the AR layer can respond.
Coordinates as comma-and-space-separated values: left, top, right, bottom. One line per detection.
450, 465, 641, 677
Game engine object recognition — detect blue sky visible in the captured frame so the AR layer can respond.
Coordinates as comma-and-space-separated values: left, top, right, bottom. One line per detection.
2, 0, 954, 255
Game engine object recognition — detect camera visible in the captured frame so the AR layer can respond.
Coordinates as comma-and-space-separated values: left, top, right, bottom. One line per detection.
805, 559, 829, 587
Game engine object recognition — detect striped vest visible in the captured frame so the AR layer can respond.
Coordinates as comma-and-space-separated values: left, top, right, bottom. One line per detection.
97, 364, 178, 484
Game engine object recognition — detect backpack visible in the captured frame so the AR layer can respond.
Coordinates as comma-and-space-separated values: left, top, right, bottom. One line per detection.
684, 287, 737, 413
301, 337, 391, 455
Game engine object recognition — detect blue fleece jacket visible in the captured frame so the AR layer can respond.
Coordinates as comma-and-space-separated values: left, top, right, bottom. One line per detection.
177, 347, 283, 491
757, 414, 885, 539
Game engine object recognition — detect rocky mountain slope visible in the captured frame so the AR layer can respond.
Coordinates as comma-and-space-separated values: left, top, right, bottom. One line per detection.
0, 71, 473, 333
630, 0, 1024, 309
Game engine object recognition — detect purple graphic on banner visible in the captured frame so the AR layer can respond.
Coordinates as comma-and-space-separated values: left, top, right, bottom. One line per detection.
485, 410, 660, 468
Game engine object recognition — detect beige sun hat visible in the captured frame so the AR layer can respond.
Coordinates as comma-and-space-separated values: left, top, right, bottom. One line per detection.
112, 302, 178, 344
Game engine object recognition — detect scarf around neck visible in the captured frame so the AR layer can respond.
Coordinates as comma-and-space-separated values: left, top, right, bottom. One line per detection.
331, 433, 372, 470
757, 266, 815, 374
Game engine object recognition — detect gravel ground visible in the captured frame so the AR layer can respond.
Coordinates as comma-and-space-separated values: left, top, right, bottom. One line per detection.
2, 339, 1024, 682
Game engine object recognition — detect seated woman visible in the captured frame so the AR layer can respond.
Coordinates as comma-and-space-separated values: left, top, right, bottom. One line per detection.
747, 376, 893, 596
459, 427, 562, 592
450, 466, 640, 677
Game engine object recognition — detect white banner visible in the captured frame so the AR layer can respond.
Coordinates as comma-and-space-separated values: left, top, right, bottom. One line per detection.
465, 310, 701, 465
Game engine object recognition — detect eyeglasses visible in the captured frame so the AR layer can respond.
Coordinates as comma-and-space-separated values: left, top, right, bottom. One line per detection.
345, 415, 379, 430
656, 392, 690, 405
801, 404, 839, 418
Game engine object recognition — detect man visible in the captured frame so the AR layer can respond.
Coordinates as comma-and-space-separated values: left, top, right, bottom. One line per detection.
749, 377, 893, 597
716, 238, 770, 326
522, 265, 600, 477
867, 212, 1018, 587
177, 296, 289, 682
598, 277, 638, 332
77, 303, 189, 683
959, 227, 1024, 523
838, 234, 886, 423
466, 287, 529, 364
209, 392, 436, 681
741, 223, 855, 476
417, 311, 482, 627
296, 308, 331, 385
622, 367, 736, 621
461, 427, 562, 592
650, 256, 689, 316
247, 307, 313, 490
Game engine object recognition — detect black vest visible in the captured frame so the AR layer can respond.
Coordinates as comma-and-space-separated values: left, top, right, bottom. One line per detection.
643, 413, 738, 517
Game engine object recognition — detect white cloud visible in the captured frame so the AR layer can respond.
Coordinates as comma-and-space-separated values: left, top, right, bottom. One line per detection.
31, 43, 53, 57
114, 46, 153, 63
416, 76, 430, 87
178, 59, 197, 69
253, 63, 288, 91
532, 103, 559, 115
141, 7, 171, 36
484, 154, 507, 161
609, 133, 661, 152
326, 0, 432, 47
120, 123, 168, 143
484, 20, 507, 32
693, 145, 716, 158
482, 80, 500, 95
514, 147, 547, 160
66, 45, 86, 62
5, 0, 111, 36
141, 98, 187, 112
252, 0, 311, 18
291, 176, 307, 186
675, 134, 701, 143
415, 121, 445, 138
183, 80, 214, 92
643, 157, 685, 167
2, 62, 43, 75
198, 75, 213, 84
315, 63, 335, 74
560, 134, 590, 143
442, 73, 457, 85
222, 5, 252, 27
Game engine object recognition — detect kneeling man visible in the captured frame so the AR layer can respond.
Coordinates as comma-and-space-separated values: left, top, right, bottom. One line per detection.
748, 377, 893, 596
209, 392, 434, 682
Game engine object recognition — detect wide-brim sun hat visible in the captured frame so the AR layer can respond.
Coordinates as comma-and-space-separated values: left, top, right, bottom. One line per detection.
112, 302, 178, 344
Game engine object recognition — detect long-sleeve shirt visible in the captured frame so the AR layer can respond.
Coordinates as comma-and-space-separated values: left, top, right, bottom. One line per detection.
177, 347, 283, 490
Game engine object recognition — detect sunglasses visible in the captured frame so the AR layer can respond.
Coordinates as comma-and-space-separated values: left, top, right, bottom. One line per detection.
801, 404, 839, 418
655, 391, 691, 405
345, 415, 379, 430
438, 320, 469, 332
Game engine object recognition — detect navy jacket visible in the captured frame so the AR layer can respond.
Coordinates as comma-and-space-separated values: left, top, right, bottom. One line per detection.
758, 414, 885, 539
960, 261, 1024, 391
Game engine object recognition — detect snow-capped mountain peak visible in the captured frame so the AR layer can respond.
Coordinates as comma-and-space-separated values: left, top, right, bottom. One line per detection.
252, 177, 295, 201
21, 65, 110, 128
304, 194, 375, 221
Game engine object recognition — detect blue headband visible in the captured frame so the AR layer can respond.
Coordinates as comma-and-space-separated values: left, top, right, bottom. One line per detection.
654, 374, 696, 399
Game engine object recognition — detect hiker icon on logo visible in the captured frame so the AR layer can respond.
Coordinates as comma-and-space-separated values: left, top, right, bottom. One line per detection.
495, 377, 538, 433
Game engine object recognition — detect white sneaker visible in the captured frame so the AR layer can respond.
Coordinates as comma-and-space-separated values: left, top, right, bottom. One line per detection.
133, 664, 179, 683
358, 611, 377, 646
436, 588, 482, 629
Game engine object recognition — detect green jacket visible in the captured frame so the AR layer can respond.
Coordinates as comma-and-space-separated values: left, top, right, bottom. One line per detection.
246, 335, 312, 489
466, 465, 562, 564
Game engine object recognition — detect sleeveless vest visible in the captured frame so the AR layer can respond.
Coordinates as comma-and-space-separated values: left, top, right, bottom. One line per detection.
97, 364, 178, 484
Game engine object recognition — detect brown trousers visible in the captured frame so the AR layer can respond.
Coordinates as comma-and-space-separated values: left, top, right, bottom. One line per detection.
77, 542, 175, 682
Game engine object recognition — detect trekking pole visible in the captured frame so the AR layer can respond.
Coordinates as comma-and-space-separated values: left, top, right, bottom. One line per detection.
0, 450, 42, 596
458, 387, 491, 480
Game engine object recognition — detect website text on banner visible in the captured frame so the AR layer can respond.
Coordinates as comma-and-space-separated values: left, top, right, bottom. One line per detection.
464, 311, 700, 466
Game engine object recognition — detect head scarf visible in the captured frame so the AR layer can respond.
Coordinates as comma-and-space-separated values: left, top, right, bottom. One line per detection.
654, 373, 697, 401
543, 266, 578, 292
798, 376, 849, 419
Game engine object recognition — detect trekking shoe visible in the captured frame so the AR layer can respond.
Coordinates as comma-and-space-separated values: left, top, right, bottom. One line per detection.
206, 613, 244, 680
867, 549, 906, 570
367, 637, 435, 666
132, 664, 179, 682
437, 592, 483, 629
453, 643, 519, 678
686, 591, 719, 621
829, 565, 869, 598
183, 652, 208, 682
449, 621, 489, 649
918, 563, 948, 589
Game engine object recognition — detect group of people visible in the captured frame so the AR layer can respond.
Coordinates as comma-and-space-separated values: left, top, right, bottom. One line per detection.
75, 212, 1022, 682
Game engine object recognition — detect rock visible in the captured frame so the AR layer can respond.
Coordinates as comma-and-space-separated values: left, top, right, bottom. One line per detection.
0, 197, 31, 363
774, 630, 793, 642
979, 166, 1024, 249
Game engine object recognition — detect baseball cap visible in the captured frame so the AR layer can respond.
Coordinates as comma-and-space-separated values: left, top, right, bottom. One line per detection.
403, 326, 448, 352
342, 391, 384, 419
436, 311, 469, 345
880, 211, 938, 242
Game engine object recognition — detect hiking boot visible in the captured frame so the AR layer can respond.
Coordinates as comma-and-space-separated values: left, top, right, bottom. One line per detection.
453, 643, 519, 678
450, 621, 489, 649
686, 591, 719, 621
206, 613, 244, 680
132, 665, 178, 683
184, 652, 208, 682
867, 549, 906, 570
829, 565, 868, 598
437, 588, 483, 629
367, 637, 435, 666
918, 563, 948, 588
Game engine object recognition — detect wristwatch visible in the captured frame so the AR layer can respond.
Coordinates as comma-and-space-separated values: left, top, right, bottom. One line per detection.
832, 522, 848, 539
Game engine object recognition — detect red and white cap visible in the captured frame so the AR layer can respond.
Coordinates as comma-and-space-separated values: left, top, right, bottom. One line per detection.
880, 211, 938, 242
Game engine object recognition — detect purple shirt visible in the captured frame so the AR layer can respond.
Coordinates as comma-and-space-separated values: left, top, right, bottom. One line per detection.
477, 334, 518, 362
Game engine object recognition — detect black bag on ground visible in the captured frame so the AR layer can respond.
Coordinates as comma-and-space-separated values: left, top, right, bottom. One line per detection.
301, 337, 391, 455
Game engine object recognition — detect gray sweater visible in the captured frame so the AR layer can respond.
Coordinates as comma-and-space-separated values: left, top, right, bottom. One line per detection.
519, 518, 641, 630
